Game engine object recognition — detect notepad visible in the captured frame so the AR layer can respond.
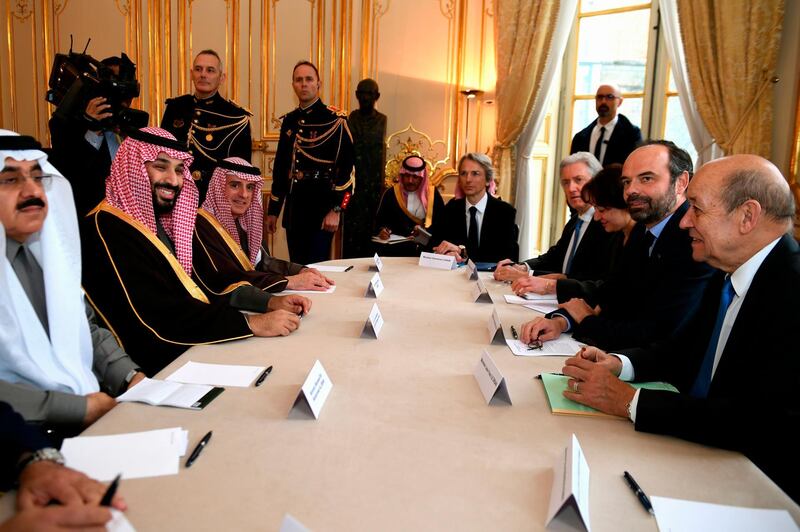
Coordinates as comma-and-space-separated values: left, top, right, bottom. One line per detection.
540, 373, 678, 418
61, 427, 189, 481
166, 361, 265, 387
116, 377, 223, 409
651, 496, 799, 532
371, 234, 412, 244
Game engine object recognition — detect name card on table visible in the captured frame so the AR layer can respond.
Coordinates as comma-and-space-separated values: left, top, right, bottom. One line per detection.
418, 251, 456, 270
369, 252, 384, 272
465, 259, 479, 280
487, 308, 505, 345
473, 350, 512, 405
360, 303, 384, 339
289, 360, 333, 420
280, 514, 311, 532
471, 277, 492, 303
546, 434, 591, 532
364, 272, 384, 298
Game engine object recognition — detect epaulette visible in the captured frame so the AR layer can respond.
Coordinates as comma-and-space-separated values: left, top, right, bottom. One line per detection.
327, 104, 348, 117
228, 99, 254, 116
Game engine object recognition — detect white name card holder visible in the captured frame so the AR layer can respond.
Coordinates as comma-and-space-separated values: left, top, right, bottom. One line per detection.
418, 251, 456, 270
369, 252, 384, 272
545, 434, 592, 532
465, 259, 479, 280
487, 308, 505, 345
360, 303, 384, 339
364, 272, 384, 298
473, 349, 512, 405
288, 360, 333, 420
472, 277, 492, 303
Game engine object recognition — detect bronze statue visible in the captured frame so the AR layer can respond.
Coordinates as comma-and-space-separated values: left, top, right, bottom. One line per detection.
343, 78, 387, 258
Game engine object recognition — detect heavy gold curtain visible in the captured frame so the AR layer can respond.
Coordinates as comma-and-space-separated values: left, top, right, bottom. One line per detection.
678, 0, 785, 158
493, 0, 559, 201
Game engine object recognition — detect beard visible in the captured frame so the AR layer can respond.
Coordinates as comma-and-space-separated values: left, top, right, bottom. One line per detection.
152, 183, 181, 214
627, 186, 677, 225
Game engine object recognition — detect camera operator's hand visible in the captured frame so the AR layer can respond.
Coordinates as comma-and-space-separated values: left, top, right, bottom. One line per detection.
84, 97, 112, 130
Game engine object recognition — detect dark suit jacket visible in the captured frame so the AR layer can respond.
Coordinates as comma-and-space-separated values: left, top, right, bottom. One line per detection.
554, 200, 715, 351
555, 230, 626, 301
0, 401, 51, 489
437, 194, 518, 262
570, 113, 642, 166
622, 234, 800, 503
524, 215, 614, 281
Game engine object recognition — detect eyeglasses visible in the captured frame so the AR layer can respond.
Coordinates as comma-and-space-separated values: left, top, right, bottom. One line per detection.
527, 339, 544, 350
0, 174, 54, 189
595, 93, 620, 101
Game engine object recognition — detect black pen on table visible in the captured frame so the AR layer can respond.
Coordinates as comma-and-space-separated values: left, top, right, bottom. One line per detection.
255, 365, 273, 387
185, 431, 213, 468
623, 471, 654, 515
99, 473, 121, 506
510, 325, 519, 340
344, 265, 354, 272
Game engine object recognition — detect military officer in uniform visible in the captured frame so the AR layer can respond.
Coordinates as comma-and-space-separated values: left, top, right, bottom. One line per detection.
161, 49, 252, 202
266, 61, 355, 265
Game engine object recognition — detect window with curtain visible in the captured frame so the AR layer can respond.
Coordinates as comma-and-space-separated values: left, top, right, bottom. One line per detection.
565, 0, 695, 164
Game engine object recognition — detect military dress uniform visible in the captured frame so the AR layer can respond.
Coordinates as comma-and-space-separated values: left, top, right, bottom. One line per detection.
160, 92, 252, 202
268, 98, 354, 265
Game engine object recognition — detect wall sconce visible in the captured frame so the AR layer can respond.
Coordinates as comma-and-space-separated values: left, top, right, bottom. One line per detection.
460, 89, 484, 153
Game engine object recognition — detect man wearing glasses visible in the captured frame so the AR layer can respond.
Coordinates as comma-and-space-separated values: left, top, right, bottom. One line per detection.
570, 84, 642, 166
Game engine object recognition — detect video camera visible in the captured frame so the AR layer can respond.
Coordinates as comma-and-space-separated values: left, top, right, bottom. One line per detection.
46, 39, 149, 130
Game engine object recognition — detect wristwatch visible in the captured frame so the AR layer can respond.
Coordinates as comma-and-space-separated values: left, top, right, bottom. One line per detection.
17, 448, 65, 476
332, 205, 343, 214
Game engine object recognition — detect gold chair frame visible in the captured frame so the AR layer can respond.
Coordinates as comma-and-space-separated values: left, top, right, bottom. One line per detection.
384, 123, 457, 190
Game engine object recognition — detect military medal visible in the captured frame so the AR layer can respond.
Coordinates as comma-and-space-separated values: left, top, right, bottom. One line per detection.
173, 119, 184, 128
206, 133, 214, 142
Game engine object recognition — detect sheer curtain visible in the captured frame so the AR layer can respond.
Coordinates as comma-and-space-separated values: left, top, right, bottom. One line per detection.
513, 0, 577, 259
660, 0, 722, 166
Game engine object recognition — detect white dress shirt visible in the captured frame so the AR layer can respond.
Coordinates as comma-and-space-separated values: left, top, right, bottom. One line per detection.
590, 115, 618, 165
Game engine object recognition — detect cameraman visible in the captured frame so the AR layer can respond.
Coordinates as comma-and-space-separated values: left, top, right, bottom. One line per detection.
48, 56, 134, 218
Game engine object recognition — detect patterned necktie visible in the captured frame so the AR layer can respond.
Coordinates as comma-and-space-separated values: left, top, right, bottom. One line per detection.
565, 217, 585, 274
594, 126, 606, 162
690, 276, 735, 398
468, 206, 479, 258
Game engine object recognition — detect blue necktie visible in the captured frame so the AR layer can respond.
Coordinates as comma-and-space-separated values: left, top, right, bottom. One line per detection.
690, 276, 735, 398
565, 218, 585, 274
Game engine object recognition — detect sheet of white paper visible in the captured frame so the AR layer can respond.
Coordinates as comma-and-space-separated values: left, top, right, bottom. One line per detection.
305, 264, 350, 272
504, 294, 532, 305
371, 234, 411, 244
166, 361, 264, 387
651, 497, 799, 532
505, 336, 584, 357
280, 514, 312, 532
61, 427, 188, 481
116, 378, 211, 408
523, 301, 560, 314
282, 285, 337, 295
107, 509, 137, 532
524, 292, 558, 302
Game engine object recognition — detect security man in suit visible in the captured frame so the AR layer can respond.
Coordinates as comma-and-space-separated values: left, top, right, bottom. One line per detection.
265, 61, 355, 265
557, 154, 799, 503
570, 84, 641, 166
160, 49, 252, 202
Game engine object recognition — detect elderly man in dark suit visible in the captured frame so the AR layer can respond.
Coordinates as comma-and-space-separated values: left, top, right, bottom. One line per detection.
521, 141, 714, 351
570, 84, 641, 166
433, 152, 518, 263
495, 152, 614, 285
559, 154, 799, 503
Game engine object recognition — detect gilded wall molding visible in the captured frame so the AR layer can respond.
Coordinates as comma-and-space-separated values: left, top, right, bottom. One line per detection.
12, 0, 33, 20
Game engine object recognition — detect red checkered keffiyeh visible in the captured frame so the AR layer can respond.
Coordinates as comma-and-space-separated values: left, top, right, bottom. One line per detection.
201, 157, 263, 265
105, 127, 197, 274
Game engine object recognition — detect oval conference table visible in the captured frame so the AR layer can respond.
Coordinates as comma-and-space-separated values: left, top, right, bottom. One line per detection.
6, 257, 798, 531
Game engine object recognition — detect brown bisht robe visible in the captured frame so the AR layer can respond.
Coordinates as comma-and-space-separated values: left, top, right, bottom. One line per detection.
81, 202, 253, 375
193, 209, 307, 313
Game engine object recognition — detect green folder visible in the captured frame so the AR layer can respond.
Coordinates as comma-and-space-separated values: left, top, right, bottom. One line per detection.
540, 373, 678, 419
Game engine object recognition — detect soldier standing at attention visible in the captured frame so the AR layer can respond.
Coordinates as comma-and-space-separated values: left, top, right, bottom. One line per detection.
266, 61, 355, 265
161, 49, 252, 202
